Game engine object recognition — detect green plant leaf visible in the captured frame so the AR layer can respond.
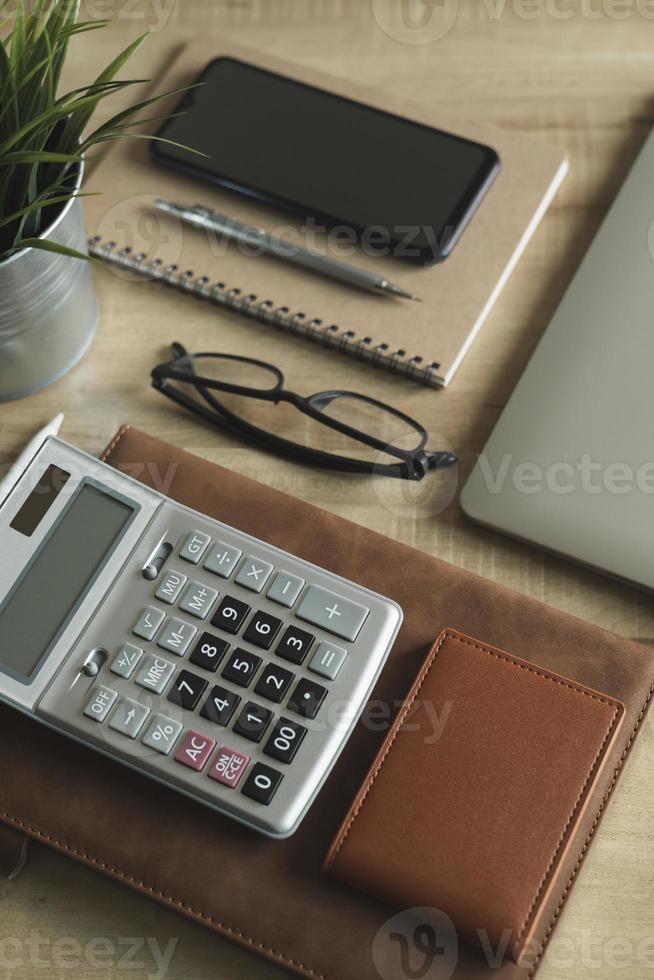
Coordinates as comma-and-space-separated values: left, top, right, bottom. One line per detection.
4, 237, 91, 261
88, 132, 208, 159
56, 31, 150, 149
81, 83, 202, 149
0, 37, 18, 134
0, 91, 110, 156
0, 0, 199, 255
1, 150, 82, 164
0, 191, 95, 230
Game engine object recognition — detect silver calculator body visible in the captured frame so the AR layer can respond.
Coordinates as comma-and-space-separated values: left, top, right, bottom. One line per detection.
0, 438, 402, 837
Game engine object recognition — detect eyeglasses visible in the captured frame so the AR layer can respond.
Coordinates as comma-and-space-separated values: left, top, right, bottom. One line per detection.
151, 343, 457, 481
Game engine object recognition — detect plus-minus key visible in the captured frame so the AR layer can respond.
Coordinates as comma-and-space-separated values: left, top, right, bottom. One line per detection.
295, 585, 369, 641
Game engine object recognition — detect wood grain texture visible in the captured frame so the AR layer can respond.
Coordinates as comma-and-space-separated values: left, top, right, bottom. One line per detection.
1, 2, 653, 978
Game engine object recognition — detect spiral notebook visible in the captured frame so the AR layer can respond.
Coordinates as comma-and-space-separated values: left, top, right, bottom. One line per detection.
84, 38, 568, 388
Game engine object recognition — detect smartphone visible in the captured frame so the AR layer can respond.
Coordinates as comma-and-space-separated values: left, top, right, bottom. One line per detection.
152, 57, 500, 264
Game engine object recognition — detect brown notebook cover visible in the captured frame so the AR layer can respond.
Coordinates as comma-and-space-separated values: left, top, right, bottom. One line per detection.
325, 629, 626, 968
0, 427, 652, 980
84, 37, 568, 387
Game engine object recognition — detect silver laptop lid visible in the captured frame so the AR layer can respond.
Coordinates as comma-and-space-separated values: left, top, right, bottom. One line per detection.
461, 129, 654, 590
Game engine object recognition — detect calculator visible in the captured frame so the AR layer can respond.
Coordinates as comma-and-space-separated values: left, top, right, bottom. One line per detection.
0, 438, 402, 837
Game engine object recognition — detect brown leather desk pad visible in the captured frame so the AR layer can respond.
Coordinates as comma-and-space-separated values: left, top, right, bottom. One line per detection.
0, 426, 652, 980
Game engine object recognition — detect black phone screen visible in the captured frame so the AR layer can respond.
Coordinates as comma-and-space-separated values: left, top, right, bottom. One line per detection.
152, 57, 500, 264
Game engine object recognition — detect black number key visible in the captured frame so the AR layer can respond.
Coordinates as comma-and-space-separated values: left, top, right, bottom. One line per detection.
254, 663, 295, 704
200, 685, 241, 727
189, 632, 229, 672
167, 669, 208, 711
233, 701, 273, 742
242, 763, 283, 805
221, 648, 262, 688
211, 596, 250, 635
276, 625, 315, 665
264, 718, 307, 765
242, 611, 283, 650
288, 678, 327, 719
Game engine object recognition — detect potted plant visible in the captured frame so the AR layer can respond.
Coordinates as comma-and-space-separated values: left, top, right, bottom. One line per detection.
0, 0, 189, 400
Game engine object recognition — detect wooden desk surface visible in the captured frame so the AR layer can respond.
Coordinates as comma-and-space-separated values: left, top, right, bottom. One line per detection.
1, 2, 653, 978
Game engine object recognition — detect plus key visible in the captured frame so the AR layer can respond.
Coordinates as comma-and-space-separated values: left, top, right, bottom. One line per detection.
296, 585, 369, 641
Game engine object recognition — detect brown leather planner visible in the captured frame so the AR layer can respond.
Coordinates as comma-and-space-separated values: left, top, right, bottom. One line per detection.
325, 629, 626, 968
0, 427, 652, 980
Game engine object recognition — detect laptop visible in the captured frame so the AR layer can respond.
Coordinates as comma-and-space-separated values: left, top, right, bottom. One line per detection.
461, 129, 654, 591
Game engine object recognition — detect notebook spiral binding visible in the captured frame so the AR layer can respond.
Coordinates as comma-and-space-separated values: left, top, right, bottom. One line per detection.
88, 237, 442, 388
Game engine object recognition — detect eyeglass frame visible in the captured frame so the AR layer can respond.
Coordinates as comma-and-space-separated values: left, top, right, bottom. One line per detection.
151, 342, 457, 481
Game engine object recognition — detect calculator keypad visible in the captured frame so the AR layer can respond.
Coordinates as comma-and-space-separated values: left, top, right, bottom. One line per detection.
203, 541, 242, 578
179, 581, 219, 620
142, 715, 183, 755
254, 663, 295, 703
235, 557, 274, 593
201, 685, 241, 727
242, 611, 283, 650
296, 585, 369, 642
135, 654, 175, 694
110, 643, 143, 679
189, 633, 229, 672
212, 596, 250, 634
264, 718, 307, 765
208, 746, 250, 787
242, 763, 283, 805
109, 697, 150, 739
222, 649, 262, 688
288, 678, 327, 720
179, 531, 211, 564
276, 625, 315, 665
155, 569, 187, 605
267, 571, 304, 608
309, 641, 348, 680
44, 505, 401, 840
157, 617, 197, 656
174, 730, 215, 771
167, 669, 208, 711
84, 686, 117, 722
132, 606, 165, 641
233, 702, 273, 742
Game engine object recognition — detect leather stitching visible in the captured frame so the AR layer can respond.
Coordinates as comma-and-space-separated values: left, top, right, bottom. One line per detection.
326, 629, 632, 969
526, 677, 654, 978
100, 424, 132, 462
327, 630, 621, 868
326, 628, 451, 867
514, 703, 621, 949
0, 811, 326, 979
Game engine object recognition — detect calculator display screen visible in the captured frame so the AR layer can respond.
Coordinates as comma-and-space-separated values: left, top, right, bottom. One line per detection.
0, 483, 135, 682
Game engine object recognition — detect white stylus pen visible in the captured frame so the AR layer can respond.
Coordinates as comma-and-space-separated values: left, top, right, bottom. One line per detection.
0, 413, 64, 505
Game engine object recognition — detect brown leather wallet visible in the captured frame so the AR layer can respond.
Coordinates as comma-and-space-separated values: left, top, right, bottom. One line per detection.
0, 427, 651, 980
325, 629, 626, 968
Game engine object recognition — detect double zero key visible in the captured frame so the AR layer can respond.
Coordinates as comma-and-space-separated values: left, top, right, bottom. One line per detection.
264, 718, 307, 764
